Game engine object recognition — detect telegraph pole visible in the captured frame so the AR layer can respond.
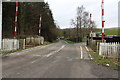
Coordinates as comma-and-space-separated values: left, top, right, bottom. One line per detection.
101, 0, 105, 41
14, 1, 19, 38
0, 0, 2, 50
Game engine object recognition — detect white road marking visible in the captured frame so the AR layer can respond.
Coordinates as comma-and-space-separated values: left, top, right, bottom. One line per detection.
85, 46, 89, 52
85, 46, 93, 60
89, 54, 93, 60
45, 45, 65, 57
80, 46, 83, 59
31, 60, 38, 64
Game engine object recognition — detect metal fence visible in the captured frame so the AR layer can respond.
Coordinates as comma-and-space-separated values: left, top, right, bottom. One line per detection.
99, 42, 120, 59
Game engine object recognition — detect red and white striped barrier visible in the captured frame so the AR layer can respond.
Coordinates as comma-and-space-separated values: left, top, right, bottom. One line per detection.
14, 1, 18, 38
90, 13, 92, 31
102, 0, 105, 39
39, 14, 42, 36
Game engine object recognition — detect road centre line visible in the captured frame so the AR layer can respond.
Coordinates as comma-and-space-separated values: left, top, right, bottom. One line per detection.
45, 45, 65, 57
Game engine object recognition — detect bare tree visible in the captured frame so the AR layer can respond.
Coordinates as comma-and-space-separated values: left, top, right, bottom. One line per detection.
70, 5, 97, 42
76, 5, 85, 41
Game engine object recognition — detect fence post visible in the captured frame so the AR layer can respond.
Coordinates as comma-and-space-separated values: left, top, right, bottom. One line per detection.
17, 40, 19, 50
23, 39, 25, 49
99, 43, 102, 55
97, 42, 99, 53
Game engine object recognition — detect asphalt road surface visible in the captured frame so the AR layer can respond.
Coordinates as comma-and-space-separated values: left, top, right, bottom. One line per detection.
2, 40, 118, 78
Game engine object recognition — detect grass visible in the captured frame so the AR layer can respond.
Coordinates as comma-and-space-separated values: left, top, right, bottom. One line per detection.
105, 30, 120, 35
43, 40, 59, 45
97, 30, 120, 35
43, 41, 51, 45
90, 51, 120, 70
0, 49, 23, 54
65, 39, 85, 44
52, 40, 59, 43
65, 40, 76, 44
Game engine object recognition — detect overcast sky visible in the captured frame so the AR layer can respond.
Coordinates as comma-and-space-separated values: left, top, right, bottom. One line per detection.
44, 0, 119, 29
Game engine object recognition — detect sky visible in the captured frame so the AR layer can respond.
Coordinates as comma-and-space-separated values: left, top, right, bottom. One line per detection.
44, 0, 119, 29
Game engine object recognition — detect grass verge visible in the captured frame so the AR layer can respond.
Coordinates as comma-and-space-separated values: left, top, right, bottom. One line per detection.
90, 51, 120, 70
65, 39, 83, 44
0, 49, 23, 54
43, 40, 59, 45
65, 40, 76, 44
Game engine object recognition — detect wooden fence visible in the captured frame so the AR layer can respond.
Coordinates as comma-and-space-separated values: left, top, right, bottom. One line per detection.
99, 42, 120, 59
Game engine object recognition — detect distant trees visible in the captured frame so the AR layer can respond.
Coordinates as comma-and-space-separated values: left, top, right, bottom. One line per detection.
70, 5, 97, 42
2, 2, 60, 42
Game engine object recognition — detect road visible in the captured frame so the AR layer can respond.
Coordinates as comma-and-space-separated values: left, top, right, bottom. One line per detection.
2, 40, 118, 78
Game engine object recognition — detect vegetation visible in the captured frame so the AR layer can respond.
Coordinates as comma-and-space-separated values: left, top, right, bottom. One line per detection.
0, 49, 23, 54
90, 52, 120, 70
61, 5, 97, 42
97, 30, 120, 36
2, 2, 61, 42
65, 40, 76, 44
105, 30, 120, 35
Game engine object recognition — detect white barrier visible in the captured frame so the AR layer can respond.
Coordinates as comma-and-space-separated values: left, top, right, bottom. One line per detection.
1, 39, 19, 51
26, 36, 44, 45
99, 42, 120, 58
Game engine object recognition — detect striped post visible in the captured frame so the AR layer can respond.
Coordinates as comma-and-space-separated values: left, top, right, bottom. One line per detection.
38, 14, 42, 36
102, 0, 105, 40
90, 13, 93, 38
90, 13, 92, 31
14, 1, 18, 38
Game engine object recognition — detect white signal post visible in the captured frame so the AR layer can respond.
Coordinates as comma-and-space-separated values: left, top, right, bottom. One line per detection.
0, 0, 2, 50
39, 14, 42, 36
102, 0, 105, 40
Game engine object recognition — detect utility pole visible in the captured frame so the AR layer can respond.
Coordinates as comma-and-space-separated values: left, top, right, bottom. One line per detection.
0, 0, 2, 50
101, 0, 105, 41
14, 1, 19, 38
38, 14, 42, 36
